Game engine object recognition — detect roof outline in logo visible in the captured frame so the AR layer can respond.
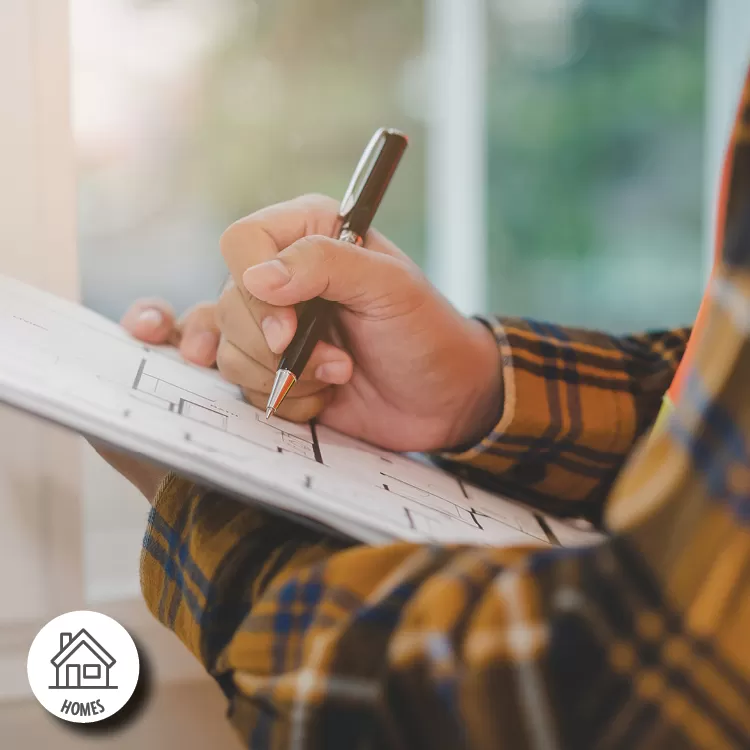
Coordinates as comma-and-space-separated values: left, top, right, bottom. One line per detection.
50, 628, 116, 668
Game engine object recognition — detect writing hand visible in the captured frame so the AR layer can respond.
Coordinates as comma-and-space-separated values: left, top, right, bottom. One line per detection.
218, 194, 503, 452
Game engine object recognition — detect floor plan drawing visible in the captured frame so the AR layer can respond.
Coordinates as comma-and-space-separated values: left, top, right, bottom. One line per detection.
0, 273, 605, 548
380, 472, 549, 543
131, 356, 231, 429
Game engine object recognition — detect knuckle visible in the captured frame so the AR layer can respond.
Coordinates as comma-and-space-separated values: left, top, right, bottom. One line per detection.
219, 220, 248, 263
297, 193, 338, 212
296, 235, 331, 267
216, 283, 249, 335
215, 285, 236, 330
219, 274, 235, 295
241, 388, 268, 409
293, 194, 339, 236
184, 302, 216, 329
391, 255, 422, 287
275, 394, 327, 423
215, 342, 244, 385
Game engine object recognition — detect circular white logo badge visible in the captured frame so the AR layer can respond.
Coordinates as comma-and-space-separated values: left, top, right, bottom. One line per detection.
27, 610, 140, 724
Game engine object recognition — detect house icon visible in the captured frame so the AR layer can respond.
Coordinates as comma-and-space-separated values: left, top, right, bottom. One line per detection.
49, 629, 117, 689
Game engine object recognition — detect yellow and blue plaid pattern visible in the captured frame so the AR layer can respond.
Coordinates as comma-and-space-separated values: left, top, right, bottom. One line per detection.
138, 67, 750, 750
139, 313, 702, 749
441, 320, 689, 522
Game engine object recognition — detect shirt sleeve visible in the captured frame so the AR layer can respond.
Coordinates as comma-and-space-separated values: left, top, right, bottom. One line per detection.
141, 453, 750, 750
436, 317, 690, 521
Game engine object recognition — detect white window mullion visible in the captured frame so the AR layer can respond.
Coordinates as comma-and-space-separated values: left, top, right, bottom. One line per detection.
426, 0, 488, 315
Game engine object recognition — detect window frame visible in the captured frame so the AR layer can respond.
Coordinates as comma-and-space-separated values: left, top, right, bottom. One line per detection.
83, 663, 101, 680
426, 0, 488, 314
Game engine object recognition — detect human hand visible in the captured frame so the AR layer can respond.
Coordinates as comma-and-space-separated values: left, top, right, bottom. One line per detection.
119, 298, 220, 368
217, 194, 503, 452
91, 299, 221, 501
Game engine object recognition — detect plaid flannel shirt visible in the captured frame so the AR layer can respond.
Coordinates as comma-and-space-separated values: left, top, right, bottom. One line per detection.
139, 75, 750, 750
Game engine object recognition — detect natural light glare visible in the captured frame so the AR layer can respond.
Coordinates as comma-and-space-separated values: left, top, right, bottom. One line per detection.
70, 0, 235, 153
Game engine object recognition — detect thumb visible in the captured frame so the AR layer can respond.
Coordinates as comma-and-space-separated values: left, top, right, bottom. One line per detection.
241, 235, 418, 313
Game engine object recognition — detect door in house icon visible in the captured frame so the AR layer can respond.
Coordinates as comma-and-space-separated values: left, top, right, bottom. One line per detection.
66, 664, 81, 688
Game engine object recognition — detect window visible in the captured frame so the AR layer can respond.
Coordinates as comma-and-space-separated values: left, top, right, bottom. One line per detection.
486, 1, 707, 331
83, 664, 101, 680
73, 0, 427, 320
73, 1, 708, 324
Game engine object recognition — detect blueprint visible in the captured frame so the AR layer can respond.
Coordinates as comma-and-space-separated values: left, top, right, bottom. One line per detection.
0, 274, 605, 547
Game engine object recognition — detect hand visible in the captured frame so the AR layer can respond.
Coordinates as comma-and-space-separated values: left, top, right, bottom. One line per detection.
217, 194, 503, 452
92, 299, 221, 501
119, 298, 220, 368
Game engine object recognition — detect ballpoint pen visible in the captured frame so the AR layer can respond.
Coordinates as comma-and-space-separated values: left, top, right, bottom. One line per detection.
265, 127, 409, 419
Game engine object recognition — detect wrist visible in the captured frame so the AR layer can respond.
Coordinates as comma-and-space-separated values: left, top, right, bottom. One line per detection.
90, 441, 169, 505
446, 317, 504, 450
132, 465, 171, 505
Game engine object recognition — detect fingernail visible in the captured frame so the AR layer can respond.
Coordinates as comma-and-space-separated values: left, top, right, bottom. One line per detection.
315, 361, 350, 384
184, 331, 219, 363
261, 316, 286, 353
137, 308, 163, 328
243, 260, 291, 292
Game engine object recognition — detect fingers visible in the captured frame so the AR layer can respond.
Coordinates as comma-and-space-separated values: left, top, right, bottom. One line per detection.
216, 194, 414, 421
121, 299, 178, 345
216, 334, 349, 424
221, 194, 341, 284
242, 235, 419, 314
216, 337, 352, 394
120, 298, 220, 368
220, 193, 416, 350
216, 281, 353, 380
177, 303, 220, 367
216, 283, 283, 369
215, 270, 353, 421
220, 195, 341, 354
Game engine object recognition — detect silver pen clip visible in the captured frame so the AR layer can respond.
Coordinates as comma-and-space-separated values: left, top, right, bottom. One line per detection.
336, 128, 408, 245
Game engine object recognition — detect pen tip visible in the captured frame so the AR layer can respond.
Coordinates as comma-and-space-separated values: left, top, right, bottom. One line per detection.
266, 369, 297, 420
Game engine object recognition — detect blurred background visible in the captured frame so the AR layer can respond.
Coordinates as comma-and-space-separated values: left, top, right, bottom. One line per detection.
74, 0, 707, 329
1, 0, 749, 747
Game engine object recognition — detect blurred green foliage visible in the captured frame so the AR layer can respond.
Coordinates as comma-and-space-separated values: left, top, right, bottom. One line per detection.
486, 1, 706, 324
175, 0, 706, 328
183, 0, 426, 264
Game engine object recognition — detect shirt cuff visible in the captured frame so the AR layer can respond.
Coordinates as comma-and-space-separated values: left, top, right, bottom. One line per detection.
439, 315, 519, 464
435, 316, 636, 517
